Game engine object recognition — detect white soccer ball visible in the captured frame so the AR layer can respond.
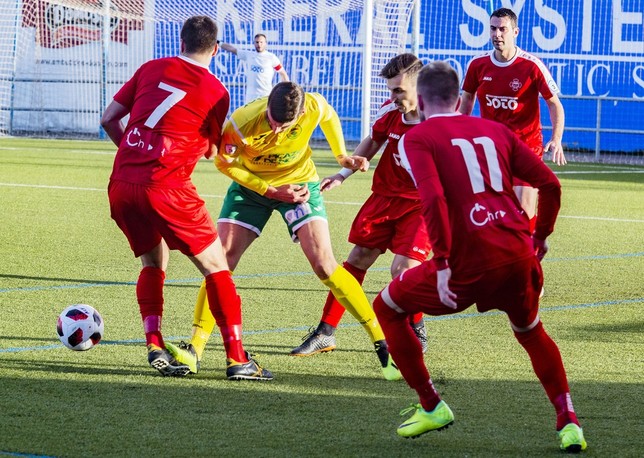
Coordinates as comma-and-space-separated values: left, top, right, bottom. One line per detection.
56, 304, 104, 351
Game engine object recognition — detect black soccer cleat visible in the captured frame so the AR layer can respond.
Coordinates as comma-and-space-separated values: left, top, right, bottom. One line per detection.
290, 327, 337, 356
147, 344, 191, 377
226, 351, 273, 381
411, 319, 429, 354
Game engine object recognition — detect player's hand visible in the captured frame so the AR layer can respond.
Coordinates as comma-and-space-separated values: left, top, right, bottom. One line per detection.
545, 140, 567, 166
265, 184, 310, 203
320, 174, 345, 192
436, 267, 457, 309
533, 236, 549, 261
338, 155, 369, 172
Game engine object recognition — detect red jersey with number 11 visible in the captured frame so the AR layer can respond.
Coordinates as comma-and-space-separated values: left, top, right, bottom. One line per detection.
110, 55, 229, 187
399, 113, 561, 276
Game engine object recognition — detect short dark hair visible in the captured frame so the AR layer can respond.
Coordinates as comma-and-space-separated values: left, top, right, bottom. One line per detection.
379, 53, 423, 80
267, 82, 305, 123
491, 8, 518, 28
180, 16, 218, 54
417, 61, 460, 108
254, 33, 267, 41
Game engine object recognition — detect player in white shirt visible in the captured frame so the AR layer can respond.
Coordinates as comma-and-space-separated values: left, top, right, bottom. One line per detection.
220, 33, 289, 104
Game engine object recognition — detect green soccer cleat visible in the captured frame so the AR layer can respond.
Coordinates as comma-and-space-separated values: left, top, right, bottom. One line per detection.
166, 341, 199, 374
147, 344, 191, 377
374, 340, 403, 381
381, 354, 403, 381
397, 401, 454, 438
558, 423, 587, 453
226, 351, 274, 381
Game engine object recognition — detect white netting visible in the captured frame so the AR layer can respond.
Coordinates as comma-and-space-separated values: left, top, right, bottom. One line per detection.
0, 0, 415, 141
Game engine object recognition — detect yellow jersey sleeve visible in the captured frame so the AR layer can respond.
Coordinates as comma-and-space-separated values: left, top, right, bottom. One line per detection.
215, 93, 347, 195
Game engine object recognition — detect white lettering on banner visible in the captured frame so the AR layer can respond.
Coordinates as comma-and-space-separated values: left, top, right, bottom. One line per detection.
582, 0, 593, 52
612, 1, 644, 53
287, 54, 352, 87
284, 0, 312, 43
310, 55, 329, 85
587, 64, 611, 96
290, 54, 310, 85
215, 0, 246, 40
533, 0, 565, 51
316, 0, 353, 44
459, 0, 489, 48
633, 66, 644, 99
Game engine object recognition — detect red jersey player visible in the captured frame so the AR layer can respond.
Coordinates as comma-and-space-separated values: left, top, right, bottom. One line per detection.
289, 54, 430, 359
101, 16, 272, 381
459, 8, 566, 235
372, 61, 587, 452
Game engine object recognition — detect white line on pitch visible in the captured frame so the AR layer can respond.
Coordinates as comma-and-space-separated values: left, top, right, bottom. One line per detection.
1, 182, 642, 222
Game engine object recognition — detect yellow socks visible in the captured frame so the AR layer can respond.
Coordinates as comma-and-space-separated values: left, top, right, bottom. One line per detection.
190, 279, 216, 360
321, 265, 385, 343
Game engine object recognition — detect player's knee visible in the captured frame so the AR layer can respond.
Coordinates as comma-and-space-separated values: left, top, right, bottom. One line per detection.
374, 287, 406, 321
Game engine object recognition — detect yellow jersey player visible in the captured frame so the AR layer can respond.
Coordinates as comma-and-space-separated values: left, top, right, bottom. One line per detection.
169, 82, 402, 381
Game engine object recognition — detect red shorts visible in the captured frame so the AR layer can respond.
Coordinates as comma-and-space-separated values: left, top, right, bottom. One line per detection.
348, 193, 431, 262
108, 180, 217, 257
513, 144, 544, 187
382, 256, 543, 329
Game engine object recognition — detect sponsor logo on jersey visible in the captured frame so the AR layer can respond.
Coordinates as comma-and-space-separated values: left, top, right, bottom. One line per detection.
286, 125, 302, 140
252, 150, 299, 165
250, 65, 265, 73
485, 94, 519, 110
509, 78, 523, 92
483, 76, 493, 81
389, 132, 401, 140
469, 202, 507, 227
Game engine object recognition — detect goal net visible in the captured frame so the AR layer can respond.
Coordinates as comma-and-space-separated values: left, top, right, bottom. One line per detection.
0, 0, 417, 142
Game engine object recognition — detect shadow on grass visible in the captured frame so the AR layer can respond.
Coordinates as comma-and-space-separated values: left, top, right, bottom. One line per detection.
0, 362, 641, 457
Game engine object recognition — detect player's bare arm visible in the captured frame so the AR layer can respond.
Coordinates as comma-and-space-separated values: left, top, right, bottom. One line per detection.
100, 100, 129, 146
321, 137, 379, 192
458, 91, 476, 115
277, 67, 289, 82
544, 94, 566, 166
218, 42, 238, 54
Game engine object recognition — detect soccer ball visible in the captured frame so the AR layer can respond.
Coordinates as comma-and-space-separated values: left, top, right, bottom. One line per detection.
56, 304, 104, 351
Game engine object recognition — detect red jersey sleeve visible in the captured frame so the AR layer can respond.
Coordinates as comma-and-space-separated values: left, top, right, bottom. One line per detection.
399, 132, 451, 269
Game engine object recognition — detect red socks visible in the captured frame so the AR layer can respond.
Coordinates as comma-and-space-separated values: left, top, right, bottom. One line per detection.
137, 266, 165, 348
205, 271, 246, 362
373, 294, 439, 411
320, 261, 367, 327
514, 321, 579, 429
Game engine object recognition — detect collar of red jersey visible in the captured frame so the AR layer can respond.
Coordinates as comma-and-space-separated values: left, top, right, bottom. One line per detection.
177, 54, 212, 72
490, 47, 521, 67
427, 112, 462, 120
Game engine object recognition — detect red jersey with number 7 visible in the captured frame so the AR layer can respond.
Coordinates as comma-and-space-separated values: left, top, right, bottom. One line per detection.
110, 55, 229, 187
398, 113, 561, 276
462, 49, 558, 151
